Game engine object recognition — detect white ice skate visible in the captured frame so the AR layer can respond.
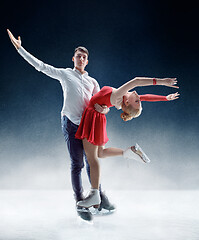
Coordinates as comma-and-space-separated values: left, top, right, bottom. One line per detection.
123, 143, 151, 163
77, 189, 101, 208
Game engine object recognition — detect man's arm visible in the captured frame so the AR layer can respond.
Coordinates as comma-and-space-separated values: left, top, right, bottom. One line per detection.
92, 79, 110, 114
7, 29, 63, 81
94, 104, 110, 114
7, 29, 21, 50
92, 80, 100, 95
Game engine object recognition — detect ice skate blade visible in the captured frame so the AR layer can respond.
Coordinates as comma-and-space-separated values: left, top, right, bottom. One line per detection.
77, 216, 93, 225
90, 207, 116, 216
93, 204, 100, 208
77, 203, 100, 208
135, 143, 151, 163
124, 147, 145, 163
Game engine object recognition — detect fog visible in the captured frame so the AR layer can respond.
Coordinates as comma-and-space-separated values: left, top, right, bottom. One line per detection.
0, 190, 199, 240
0, 115, 198, 191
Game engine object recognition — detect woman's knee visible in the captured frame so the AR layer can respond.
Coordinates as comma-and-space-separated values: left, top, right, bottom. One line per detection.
86, 155, 98, 166
98, 146, 105, 158
83, 139, 98, 159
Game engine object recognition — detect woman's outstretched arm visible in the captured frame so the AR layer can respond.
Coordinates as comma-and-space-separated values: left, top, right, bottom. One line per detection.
115, 77, 179, 99
140, 92, 180, 102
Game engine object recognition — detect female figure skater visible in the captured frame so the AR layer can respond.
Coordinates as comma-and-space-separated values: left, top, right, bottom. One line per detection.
75, 77, 179, 208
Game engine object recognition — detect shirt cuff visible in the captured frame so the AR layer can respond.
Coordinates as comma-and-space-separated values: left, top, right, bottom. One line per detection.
18, 46, 25, 55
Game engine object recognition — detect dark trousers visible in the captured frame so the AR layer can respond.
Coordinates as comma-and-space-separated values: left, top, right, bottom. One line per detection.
61, 115, 91, 202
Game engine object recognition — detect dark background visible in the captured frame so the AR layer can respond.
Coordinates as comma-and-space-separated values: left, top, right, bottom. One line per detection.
1, 0, 199, 190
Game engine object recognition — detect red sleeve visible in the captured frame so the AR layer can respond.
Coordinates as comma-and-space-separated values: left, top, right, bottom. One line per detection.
140, 94, 168, 102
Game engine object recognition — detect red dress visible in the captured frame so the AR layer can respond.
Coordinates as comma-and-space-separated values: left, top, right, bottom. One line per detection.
75, 86, 113, 146
75, 86, 168, 146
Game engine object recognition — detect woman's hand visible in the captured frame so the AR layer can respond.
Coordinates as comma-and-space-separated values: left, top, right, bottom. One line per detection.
7, 29, 21, 50
159, 78, 179, 88
166, 92, 180, 101
94, 104, 110, 114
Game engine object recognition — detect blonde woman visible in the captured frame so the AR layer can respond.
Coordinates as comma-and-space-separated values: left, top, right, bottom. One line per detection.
75, 77, 179, 208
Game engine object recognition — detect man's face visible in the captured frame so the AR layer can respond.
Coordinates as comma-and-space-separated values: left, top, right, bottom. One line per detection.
72, 50, 88, 71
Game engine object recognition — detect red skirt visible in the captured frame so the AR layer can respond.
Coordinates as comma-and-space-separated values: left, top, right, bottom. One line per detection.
75, 107, 109, 146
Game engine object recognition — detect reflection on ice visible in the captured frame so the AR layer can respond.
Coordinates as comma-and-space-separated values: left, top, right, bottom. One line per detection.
0, 190, 199, 240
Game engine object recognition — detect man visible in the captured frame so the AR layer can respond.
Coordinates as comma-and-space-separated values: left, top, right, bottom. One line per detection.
7, 29, 115, 221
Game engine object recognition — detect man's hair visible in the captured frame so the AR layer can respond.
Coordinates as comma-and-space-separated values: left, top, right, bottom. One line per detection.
74, 46, 89, 57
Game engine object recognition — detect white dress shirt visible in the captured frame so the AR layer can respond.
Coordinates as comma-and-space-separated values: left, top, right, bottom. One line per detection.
18, 47, 100, 125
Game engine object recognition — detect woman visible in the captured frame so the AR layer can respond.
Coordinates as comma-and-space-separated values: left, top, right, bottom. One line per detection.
75, 77, 179, 208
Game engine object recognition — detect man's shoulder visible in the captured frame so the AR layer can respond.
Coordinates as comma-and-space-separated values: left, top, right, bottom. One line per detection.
64, 67, 73, 72
87, 74, 98, 83
59, 68, 75, 75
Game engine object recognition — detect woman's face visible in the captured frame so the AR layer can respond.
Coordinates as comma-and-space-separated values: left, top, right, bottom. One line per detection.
122, 91, 141, 112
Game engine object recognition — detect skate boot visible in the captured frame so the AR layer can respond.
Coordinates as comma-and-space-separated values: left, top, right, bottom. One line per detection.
76, 206, 93, 221
75, 194, 93, 221
98, 191, 116, 212
123, 143, 150, 163
134, 143, 150, 163
77, 189, 101, 208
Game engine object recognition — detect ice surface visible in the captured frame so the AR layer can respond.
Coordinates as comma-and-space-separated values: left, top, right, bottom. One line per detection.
0, 190, 199, 240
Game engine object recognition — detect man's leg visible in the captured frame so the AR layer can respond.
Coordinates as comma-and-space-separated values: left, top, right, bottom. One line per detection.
61, 116, 85, 201
62, 116, 115, 213
61, 116, 93, 221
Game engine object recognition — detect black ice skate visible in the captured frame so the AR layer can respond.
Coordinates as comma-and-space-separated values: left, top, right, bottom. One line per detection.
76, 205, 93, 222
98, 192, 116, 212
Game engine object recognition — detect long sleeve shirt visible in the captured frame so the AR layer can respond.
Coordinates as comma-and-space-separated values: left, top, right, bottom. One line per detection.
113, 93, 168, 110
140, 94, 168, 101
18, 47, 100, 125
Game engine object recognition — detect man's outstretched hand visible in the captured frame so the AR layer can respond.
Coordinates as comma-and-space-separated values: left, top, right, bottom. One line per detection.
7, 29, 21, 50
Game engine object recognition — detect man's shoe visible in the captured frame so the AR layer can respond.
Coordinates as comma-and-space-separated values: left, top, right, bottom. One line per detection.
75, 193, 93, 221
76, 206, 93, 221
98, 192, 116, 212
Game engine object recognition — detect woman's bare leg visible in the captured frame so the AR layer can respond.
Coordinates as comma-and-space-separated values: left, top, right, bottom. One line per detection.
98, 145, 150, 163
98, 146, 123, 158
77, 139, 101, 208
82, 138, 100, 189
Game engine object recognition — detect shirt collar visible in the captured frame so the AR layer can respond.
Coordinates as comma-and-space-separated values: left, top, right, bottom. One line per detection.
73, 67, 88, 76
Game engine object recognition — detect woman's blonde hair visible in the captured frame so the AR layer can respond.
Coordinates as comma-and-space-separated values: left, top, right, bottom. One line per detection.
120, 104, 143, 121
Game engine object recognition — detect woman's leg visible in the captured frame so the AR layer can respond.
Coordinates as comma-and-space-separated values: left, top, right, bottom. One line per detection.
98, 146, 123, 158
98, 145, 151, 163
82, 138, 100, 189
77, 139, 101, 208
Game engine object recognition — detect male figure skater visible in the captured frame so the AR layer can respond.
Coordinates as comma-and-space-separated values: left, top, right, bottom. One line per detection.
7, 29, 115, 221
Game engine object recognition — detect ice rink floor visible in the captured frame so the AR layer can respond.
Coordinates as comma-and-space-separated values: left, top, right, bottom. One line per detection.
0, 190, 199, 240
